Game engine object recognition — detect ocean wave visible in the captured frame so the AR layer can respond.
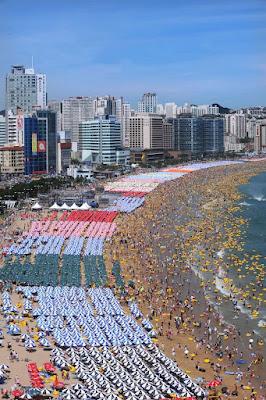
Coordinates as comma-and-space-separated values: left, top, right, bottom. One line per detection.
239, 201, 252, 206
258, 319, 266, 328
253, 195, 266, 202
217, 249, 225, 258
214, 276, 254, 319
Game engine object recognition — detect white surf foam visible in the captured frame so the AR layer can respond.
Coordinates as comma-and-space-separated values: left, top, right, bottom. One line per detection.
240, 201, 252, 206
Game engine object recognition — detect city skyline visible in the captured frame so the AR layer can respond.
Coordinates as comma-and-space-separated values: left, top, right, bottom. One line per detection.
1, 0, 266, 109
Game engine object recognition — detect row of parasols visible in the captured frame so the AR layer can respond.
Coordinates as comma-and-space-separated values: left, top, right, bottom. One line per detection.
27, 220, 116, 238
6, 235, 106, 256
104, 160, 244, 194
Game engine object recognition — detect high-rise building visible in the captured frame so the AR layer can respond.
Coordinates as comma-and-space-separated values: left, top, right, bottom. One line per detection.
5, 65, 46, 113
162, 121, 174, 149
202, 115, 224, 153
177, 103, 219, 117
166, 118, 179, 149
156, 104, 165, 115
62, 96, 94, 142
6, 110, 24, 145
48, 100, 63, 131
36, 110, 57, 173
115, 97, 123, 122
79, 116, 123, 165
254, 120, 266, 153
175, 114, 224, 154
138, 93, 157, 113
176, 115, 203, 154
225, 113, 246, 138
24, 111, 58, 175
0, 145, 24, 174
24, 115, 47, 175
121, 102, 131, 148
0, 116, 6, 146
129, 113, 163, 149
246, 117, 258, 139
165, 103, 177, 118
93, 96, 116, 117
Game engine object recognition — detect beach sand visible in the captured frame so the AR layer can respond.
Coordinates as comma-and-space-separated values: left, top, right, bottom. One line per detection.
1, 162, 266, 399
105, 162, 266, 398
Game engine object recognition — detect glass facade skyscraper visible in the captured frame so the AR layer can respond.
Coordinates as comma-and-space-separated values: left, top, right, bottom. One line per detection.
175, 114, 224, 154
177, 115, 204, 154
24, 116, 47, 175
202, 116, 224, 153
37, 110, 57, 173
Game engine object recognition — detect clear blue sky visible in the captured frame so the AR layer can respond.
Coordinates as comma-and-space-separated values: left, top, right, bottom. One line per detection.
1, 0, 265, 109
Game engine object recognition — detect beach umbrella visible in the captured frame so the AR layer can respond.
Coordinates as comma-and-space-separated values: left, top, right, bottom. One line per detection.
26, 388, 41, 397
59, 389, 76, 400
207, 379, 222, 387
71, 384, 84, 391
12, 389, 24, 398
0, 364, 10, 372
194, 375, 204, 383
41, 388, 52, 397
20, 393, 32, 399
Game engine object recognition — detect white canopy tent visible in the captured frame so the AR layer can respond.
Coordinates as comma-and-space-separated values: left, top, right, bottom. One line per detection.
70, 203, 79, 210
49, 202, 61, 210
79, 202, 90, 210
61, 203, 70, 210
31, 202, 42, 211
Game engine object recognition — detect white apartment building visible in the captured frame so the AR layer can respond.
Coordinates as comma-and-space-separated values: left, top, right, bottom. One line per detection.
138, 93, 157, 113
6, 65, 46, 113
62, 96, 94, 143
93, 96, 116, 117
79, 117, 125, 165
129, 113, 163, 149
165, 103, 177, 118
6, 110, 24, 145
121, 102, 131, 148
246, 118, 259, 139
0, 116, 6, 146
225, 114, 246, 138
156, 104, 165, 115
176, 103, 219, 116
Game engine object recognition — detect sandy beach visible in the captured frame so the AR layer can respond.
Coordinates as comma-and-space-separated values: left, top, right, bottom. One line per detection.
105, 162, 266, 398
0, 161, 266, 400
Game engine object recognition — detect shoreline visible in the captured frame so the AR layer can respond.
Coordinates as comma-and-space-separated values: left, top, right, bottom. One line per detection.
105, 162, 266, 397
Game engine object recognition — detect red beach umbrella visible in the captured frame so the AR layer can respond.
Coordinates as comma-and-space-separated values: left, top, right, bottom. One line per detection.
12, 389, 24, 398
207, 379, 222, 387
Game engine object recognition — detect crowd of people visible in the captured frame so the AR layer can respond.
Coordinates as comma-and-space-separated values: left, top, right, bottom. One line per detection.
106, 162, 266, 399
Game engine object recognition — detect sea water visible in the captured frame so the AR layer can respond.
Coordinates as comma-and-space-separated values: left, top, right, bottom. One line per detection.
217, 171, 266, 338
237, 171, 266, 330
205, 172, 266, 346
